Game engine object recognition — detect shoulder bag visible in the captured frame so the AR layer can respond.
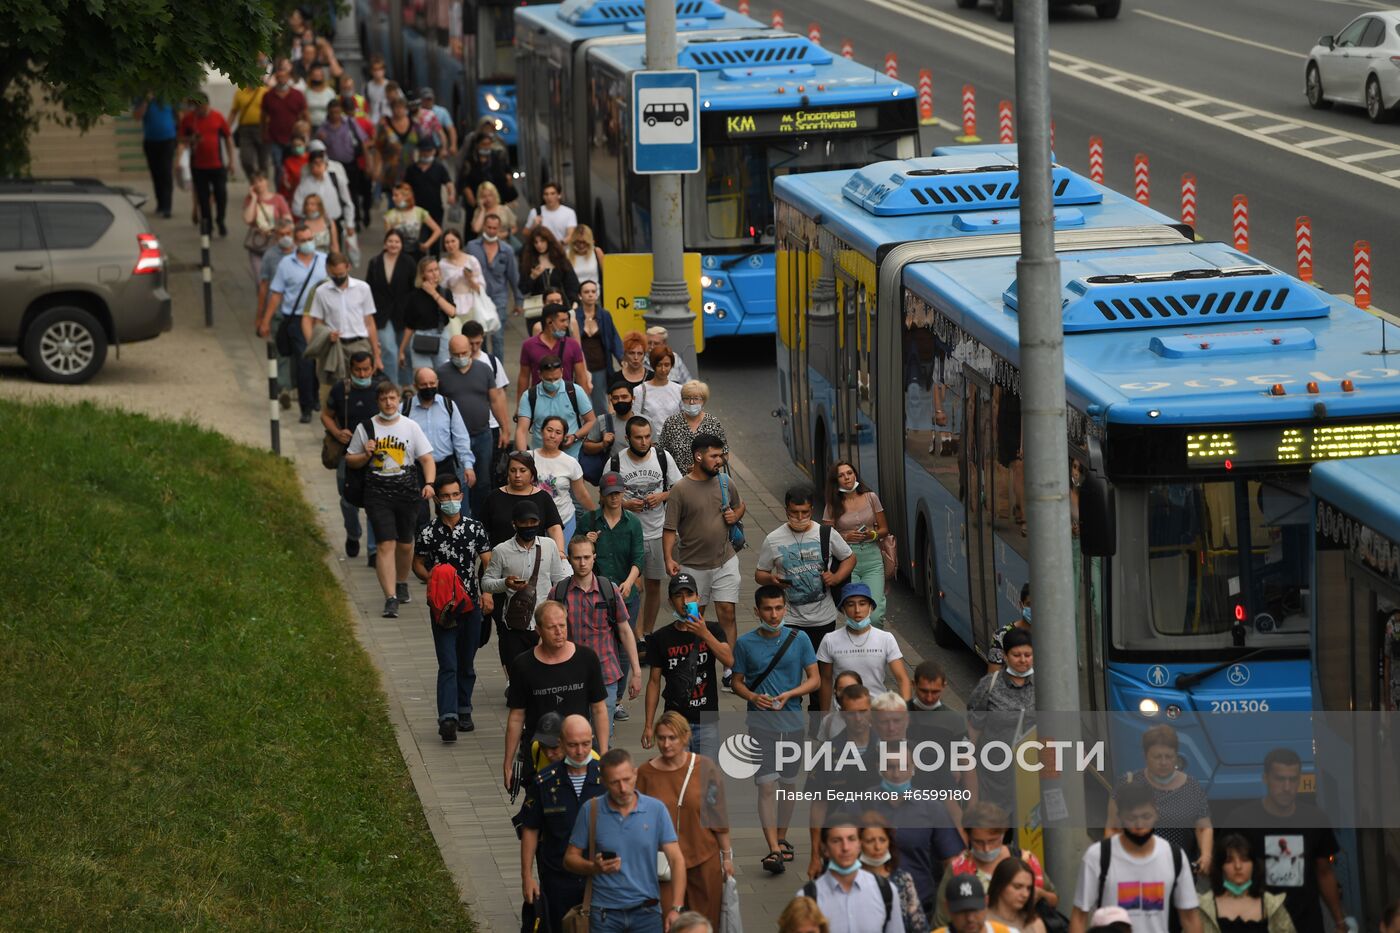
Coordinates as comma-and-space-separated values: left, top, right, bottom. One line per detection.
243, 199, 274, 253
321, 379, 352, 469
503, 545, 543, 631
561, 799, 597, 933
657, 752, 696, 882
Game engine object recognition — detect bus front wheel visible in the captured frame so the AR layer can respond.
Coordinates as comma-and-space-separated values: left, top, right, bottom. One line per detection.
920, 520, 959, 648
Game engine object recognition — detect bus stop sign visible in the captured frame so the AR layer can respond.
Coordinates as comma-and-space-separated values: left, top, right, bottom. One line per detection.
631, 70, 701, 174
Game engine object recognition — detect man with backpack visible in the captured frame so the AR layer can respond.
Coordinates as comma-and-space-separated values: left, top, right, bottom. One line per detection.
405, 366, 475, 523
1069, 780, 1201, 933
756, 485, 857, 663
614, 417, 683, 653
795, 812, 903, 933
932, 802, 1061, 929
551, 536, 641, 726
515, 355, 595, 458
438, 327, 509, 517
576, 473, 644, 720
322, 351, 382, 563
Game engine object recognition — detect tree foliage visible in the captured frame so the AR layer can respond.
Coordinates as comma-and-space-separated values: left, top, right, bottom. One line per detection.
0, 0, 293, 174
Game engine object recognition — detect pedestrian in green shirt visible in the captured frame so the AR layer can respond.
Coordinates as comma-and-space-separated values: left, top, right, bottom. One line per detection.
578, 472, 645, 720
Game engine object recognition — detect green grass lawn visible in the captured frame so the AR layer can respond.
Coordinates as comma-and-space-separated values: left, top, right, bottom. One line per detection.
0, 402, 471, 931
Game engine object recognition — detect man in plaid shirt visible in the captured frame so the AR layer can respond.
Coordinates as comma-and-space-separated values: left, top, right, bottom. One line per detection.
552, 537, 642, 724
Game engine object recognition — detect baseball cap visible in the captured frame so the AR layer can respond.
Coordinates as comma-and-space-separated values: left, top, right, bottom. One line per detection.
537, 354, 563, 371
419, 86, 436, 99
838, 581, 878, 609
669, 572, 699, 597
1089, 906, 1132, 928
533, 711, 563, 747
307, 140, 327, 158
599, 472, 625, 496
512, 500, 541, 523
945, 874, 986, 914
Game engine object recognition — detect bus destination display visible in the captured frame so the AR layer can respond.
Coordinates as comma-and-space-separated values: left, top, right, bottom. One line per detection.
1186, 421, 1400, 467
723, 105, 879, 138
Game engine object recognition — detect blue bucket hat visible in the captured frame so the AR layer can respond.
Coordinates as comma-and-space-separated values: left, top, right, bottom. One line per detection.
838, 582, 878, 609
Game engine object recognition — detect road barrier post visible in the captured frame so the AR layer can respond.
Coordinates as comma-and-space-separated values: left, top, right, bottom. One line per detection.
771, 8, 783, 28
1232, 195, 1249, 253
1088, 135, 1104, 184
266, 341, 281, 455
1133, 153, 1149, 205
1295, 217, 1313, 283
998, 100, 1013, 144
1180, 173, 1197, 229
1355, 240, 1372, 309
840, 38, 853, 58
956, 84, 980, 143
918, 70, 935, 125
201, 216, 214, 327
884, 52, 898, 78
808, 22, 821, 43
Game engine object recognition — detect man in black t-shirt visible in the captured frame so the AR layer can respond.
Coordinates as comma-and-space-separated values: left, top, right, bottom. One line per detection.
403, 141, 453, 233
504, 600, 608, 790
1226, 747, 1347, 933
640, 572, 734, 759
322, 351, 382, 565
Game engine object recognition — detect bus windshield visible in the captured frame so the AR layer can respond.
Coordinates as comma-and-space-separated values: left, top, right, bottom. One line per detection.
472, 0, 515, 83
687, 132, 911, 249
1119, 477, 1312, 652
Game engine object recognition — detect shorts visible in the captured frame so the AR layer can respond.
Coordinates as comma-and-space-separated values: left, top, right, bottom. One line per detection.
365, 492, 419, 542
684, 554, 740, 606
752, 727, 804, 785
644, 537, 667, 581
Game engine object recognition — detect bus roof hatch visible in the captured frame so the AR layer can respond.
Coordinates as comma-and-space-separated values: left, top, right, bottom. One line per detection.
841, 159, 1102, 216
560, 0, 728, 26
677, 34, 833, 70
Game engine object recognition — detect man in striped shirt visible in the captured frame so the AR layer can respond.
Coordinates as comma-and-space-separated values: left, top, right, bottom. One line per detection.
553, 537, 642, 725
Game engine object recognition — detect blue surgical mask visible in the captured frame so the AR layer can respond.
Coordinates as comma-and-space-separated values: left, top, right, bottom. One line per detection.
350, 374, 373, 388
542, 378, 564, 393
1222, 879, 1253, 896
826, 859, 861, 876
881, 778, 912, 795
297, 240, 316, 255
278, 235, 295, 251
971, 846, 1003, 863
681, 403, 703, 417
1022, 606, 1033, 623
452, 355, 472, 368
438, 499, 462, 516
845, 615, 873, 632
552, 328, 569, 339
758, 619, 783, 634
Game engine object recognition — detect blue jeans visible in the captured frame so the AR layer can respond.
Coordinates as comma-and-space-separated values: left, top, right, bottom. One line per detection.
337, 459, 378, 554
614, 588, 643, 710
431, 607, 484, 721
408, 328, 449, 372
284, 316, 319, 416
489, 328, 504, 362
267, 141, 286, 190
604, 679, 621, 723
561, 515, 577, 549
690, 720, 719, 760
378, 322, 414, 387
469, 429, 495, 517
590, 903, 663, 933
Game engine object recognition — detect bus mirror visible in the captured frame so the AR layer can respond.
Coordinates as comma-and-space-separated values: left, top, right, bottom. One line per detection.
1079, 472, 1116, 557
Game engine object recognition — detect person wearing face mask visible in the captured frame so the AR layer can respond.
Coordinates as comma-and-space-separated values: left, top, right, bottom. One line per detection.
404, 141, 454, 235
816, 584, 910, 710
1104, 725, 1213, 883
366, 229, 417, 389
383, 183, 441, 259
518, 305, 590, 399
437, 330, 509, 517
514, 355, 596, 460
1070, 781, 1202, 933
259, 222, 328, 423
858, 819, 931, 933
581, 382, 636, 485
519, 714, 606, 933
242, 170, 292, 282
404, 367, 476, 527
730, 585, 819, 876
304, 252, 380, 394
483, 504, 572, 681
261, 59, 309, 191
933, 802, 1058, 930
256, 216, 298, 405
302, 64, 336, 129
965, 627, 1035, 813
573, 279, 623, 413
345, 382, 438, 618
294, 142, 356, 248
823, 461, 891, 629
323, 351, 382, 564
795, 815, 904, 933
413, 473, 493, 740
986, 584, 1032, 674
1196, 835, 1295, 933
640, 573, 734, 761
466, 211, 523, 362
658, 381, 728, 475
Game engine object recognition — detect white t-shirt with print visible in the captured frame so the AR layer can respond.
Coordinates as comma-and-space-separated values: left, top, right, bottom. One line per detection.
1073, 836, 1198, 933
348, 414, 433, 479
756, 523, 852, 627
534, 451, 584, 524
613, 446, 684, 540
816, 625, 902, 694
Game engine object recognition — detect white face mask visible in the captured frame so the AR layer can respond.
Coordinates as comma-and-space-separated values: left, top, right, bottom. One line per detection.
1008, 665, 1034, 678
483, 233, 499, 243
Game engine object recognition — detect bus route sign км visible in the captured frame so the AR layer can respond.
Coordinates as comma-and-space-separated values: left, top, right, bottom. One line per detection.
632, 69, 701, 175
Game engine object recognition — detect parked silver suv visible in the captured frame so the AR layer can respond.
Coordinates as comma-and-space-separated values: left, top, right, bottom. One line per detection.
0, 179, 172, 383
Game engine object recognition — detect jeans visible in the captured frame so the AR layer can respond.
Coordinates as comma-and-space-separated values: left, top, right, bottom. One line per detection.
489, 329, 504, 362
337, 459, 378, 553
377, 322, 414, 387
849, 539, 887, 628
588, 367, 610, 414
561, 515, 577, 549
614, 587, 642, 709
234, 126, 269, 180
690, 720, 719, 760
408, 328, 449, 371
142, 137, 176, 215
469, 429, 495, 517
431, 607, 484, 721
267, 141, 286, 190
604, 679, 620, 723
590, 903, 663, 933
191, 166, 229, 228
283, 316, 319, 416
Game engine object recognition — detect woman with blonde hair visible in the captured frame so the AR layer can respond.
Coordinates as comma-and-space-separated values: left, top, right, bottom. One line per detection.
635, 711, 732, 929
299, 193, 338, 254
567, 223, 605, 288
398, 255, 457, 370
658, 380, 727, 470
470, 180, 517, 237
779, 897, 830, 933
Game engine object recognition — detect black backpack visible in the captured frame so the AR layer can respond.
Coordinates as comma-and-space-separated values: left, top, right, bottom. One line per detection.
526, 380, 583, 425
549, 575, 623, 633
803, 874, 892, 928
609, 448, 675, 492
1093, 836, 1184, 911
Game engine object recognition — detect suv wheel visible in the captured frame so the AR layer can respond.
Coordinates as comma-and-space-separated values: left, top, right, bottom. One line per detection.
24, 306, 108, 383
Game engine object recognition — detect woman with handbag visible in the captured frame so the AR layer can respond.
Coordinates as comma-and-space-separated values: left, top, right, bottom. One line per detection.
300, 193, 339, 255
636, 711, 732, 929
821, 461, 892, 629
574, 279, 623, 413
399, 256, 457, 372
241, 171, 290, 282
439, 229, 492, 335
519, 226, 580, 332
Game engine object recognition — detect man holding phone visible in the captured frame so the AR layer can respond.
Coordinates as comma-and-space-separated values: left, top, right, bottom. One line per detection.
641, 573, 733, 759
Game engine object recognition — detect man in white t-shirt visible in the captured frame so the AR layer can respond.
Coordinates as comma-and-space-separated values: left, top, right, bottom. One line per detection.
1070, 781, 1201, 933
612, 416, 683, 652
816, 584, 911, 710
756, 484, 856, 667
523, 182, 577, 243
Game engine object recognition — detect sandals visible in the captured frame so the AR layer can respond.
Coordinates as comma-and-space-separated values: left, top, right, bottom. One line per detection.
778, 839, 795, 861
762, 850, 786, 875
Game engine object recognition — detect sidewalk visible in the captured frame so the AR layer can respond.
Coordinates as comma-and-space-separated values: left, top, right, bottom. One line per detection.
0, 180, 961, 932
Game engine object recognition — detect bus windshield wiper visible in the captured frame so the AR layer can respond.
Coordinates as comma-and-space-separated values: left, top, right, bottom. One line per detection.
1173, 646, 1271, 690
720, 242, 769, 269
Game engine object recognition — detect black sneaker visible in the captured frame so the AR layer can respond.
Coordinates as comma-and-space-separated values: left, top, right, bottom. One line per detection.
346, 538, 360, 558
396, 582, 411, 604
439, 718, 458, 743
299, 411, 313, 424
383, 596, 398, 618
459, 714, 475, 733
217, 220, 228, 238
722, 670, 734, 690
366, 551, 376, 568
636, 637, 648, 662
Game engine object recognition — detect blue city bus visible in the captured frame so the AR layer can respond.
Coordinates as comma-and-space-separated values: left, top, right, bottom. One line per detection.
516, 21, 918, 339
776, 153, 1400, 796
1312, 455, 1400, 927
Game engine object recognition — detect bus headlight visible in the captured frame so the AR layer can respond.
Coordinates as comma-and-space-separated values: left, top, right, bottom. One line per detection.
1139, 698, 1161, 716
493, 118, 505, 132
703, 301, 717, 314
701, 275, 725, 289
485, 93, 502, 112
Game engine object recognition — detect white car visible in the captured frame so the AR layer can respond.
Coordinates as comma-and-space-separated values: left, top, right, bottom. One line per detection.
1306, 10, 1400, 122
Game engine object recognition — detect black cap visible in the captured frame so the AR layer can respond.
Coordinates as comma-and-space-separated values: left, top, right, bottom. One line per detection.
946, 874, 986, 914
405, 94, 421, 108
533, 711, 563, 747
537, 354, 563, 371
512, 500, 541, 523
669, 572, 699, 597
419, 86, 435, 99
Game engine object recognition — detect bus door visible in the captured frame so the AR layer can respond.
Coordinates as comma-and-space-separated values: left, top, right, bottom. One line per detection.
834, 268, 860, 469
786, 232, 811, 477
963, 368, 998, 652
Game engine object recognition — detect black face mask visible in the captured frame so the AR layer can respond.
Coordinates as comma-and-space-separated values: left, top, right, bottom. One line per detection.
1122, 828, 1155, 848
515, 525, 539, 541
612, 401, 632, 416
418, 387, 437, 403
330, 273, 348, 287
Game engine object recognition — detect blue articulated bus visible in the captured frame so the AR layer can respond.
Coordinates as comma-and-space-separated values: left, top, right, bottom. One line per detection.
516, 20, 918, 339
1312, 455, 1400, 927
776, 152, 1400, 797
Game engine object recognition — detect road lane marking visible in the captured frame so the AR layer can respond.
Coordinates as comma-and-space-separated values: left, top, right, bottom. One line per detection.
1296, 134, 1352, 149
1338, 147, 1400, 162
1255, 122, 1303, 135
854, 0, 1400, 193
1175, 97, 1212, 108
1215, 110, 1256, 121
1134, 9, 1308, 59
1385, 168, 1400, 177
